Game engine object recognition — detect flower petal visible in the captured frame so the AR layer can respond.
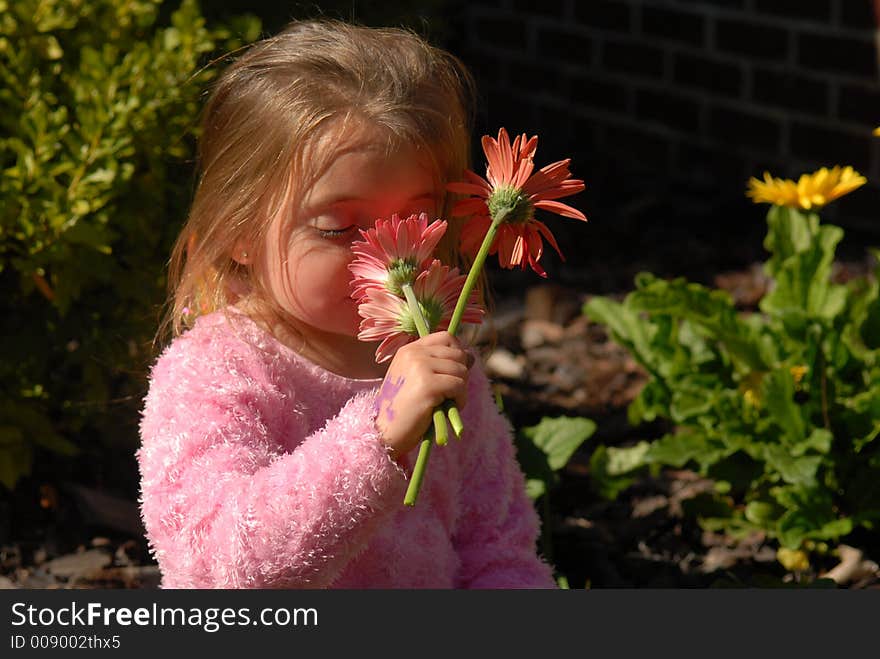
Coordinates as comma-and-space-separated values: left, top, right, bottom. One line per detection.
533, 199, 588, 221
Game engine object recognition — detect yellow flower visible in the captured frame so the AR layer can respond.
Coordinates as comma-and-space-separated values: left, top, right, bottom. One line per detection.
746, 166, 866, 210
743, 388, 761, 409
790, 365, 808, 386
777, 547, 810, 572
740, 371, 764, 409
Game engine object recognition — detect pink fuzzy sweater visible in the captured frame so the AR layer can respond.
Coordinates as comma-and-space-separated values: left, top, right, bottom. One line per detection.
137, 308, 556, 588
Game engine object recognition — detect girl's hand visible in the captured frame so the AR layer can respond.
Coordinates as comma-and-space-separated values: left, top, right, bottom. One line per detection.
375, 331, 473, 460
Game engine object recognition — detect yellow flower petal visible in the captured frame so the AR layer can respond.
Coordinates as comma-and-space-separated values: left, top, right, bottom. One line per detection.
777, 547, 810, 572
746, 166, 866, 209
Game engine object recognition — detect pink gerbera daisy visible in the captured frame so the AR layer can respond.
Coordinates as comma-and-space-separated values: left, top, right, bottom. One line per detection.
349, 212, 447, 300
356, 260, 483, 363
446, 127, 587, 277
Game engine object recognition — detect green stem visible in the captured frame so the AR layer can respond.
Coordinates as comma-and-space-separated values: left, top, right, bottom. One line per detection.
402, 283, 430, 337
401, 283, 447, 447
400, 283, 446, 508
444, 401, 464, 438
447, 212, 505, 337
404, 439, 432, 506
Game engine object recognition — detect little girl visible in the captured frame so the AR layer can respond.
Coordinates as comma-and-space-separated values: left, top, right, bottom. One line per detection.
137, 19, 557, 588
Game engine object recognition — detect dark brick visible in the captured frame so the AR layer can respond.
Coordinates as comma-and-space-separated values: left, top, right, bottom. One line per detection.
474, 15, 528, 52
573, 0, 631, 33
673, 52, 743, 97
839, 0, 876, 29
753, 0, 832, 23
517, 60, 570, 96
835, 182, 880, 225
485, 88, 535, 131
745, 156, 791, 181
751, 68, 830, 118
569, 74, 630, 113
510, 0, 566, 17
708, 104, 782, 151
838, 83, 880, 127
570, 119, 600, 154
464, 51, 510, 88
790, 121, 872, 171
536, 28, 591, 66
716, 18, 789, 61
797, 32, 877, 78
642, 6, 705, 47
678, 0, 746, 8
531, 104, 575, 156
635, 87, 701, 133
601, 122, 672, 169
602, 39, 665, 78
678, 141, 748, 183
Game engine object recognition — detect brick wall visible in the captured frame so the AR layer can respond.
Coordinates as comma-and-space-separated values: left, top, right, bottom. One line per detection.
447, 0, 880, 290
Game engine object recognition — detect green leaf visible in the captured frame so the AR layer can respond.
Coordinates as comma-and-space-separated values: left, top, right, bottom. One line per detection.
762, 446, 821, 486
774, 487, 853, 549
761, 369, 806, 444
583, 296, 659, 373
793, 428, 833, 456
651, 431, 732, 471
589, 445, 642, 500
626, 274, 770, 371
745, 500, 780, 525
761, 223, 846, 321
669, 375, 721, 423
525, 479, 546, 501
515, 416, 595, 501
603, 441, 652, 475
627, 379, 669, 425
0, 427, 33, 490
520, 416, 596, 472
763, 206, 817, 277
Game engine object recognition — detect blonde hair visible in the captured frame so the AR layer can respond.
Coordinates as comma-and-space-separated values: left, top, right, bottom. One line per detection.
155, 19, 479, 349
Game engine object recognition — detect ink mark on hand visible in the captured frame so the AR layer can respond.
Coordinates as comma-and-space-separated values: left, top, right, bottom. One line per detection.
376, 375, 405, 422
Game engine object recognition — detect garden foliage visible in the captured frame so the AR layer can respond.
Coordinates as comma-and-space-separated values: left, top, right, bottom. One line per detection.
0, 0, 259, 490
584, 203, 880, 565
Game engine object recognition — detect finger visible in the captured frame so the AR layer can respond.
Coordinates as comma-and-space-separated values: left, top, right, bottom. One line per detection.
424, 373, 468, 405
424, 346, 470, 364
424, 357, 469, 380
419, 331, 462, 349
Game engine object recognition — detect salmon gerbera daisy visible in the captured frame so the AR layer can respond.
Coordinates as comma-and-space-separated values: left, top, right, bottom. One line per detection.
354, 259, 483, 363
446, 127, 587, 277
349, 212, 448, 300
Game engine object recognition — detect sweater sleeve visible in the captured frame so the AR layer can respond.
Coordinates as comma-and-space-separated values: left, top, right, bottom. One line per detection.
452, 361, 558, 589
136, 332, 407, 589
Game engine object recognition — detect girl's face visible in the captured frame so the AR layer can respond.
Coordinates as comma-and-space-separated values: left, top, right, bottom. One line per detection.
258, 128, 439, 350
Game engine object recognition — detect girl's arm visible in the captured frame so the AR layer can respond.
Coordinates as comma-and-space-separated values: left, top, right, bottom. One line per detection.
452, 361, 558, 589
137, 337, 406, 588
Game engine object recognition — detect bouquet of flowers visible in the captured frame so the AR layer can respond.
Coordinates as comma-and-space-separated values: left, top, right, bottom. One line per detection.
349, 128, 587, 505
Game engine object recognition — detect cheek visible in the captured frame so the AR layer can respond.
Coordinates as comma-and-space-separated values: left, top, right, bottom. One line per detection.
294, 249, 355, 300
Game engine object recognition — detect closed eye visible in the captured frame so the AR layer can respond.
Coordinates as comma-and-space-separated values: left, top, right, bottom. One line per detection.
316, 225, 358, 240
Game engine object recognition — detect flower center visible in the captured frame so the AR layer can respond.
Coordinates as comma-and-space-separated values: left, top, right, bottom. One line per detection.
386, 258, 419, 295
487, 185, 534, 224
399, 297, 444, 334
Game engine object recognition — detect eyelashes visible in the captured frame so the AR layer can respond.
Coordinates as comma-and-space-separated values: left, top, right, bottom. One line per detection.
316, 226, 358, 240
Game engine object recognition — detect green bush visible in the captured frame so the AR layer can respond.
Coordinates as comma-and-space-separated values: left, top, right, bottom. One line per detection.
584, 201, 880, 568
0, 0, 259, 490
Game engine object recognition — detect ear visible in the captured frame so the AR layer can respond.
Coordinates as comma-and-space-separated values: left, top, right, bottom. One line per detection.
232, 240, 252, 265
